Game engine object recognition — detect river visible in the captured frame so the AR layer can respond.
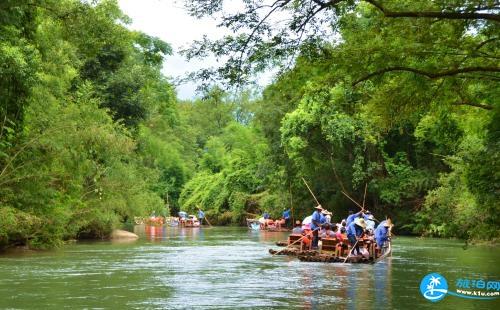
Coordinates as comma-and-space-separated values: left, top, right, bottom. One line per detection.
0, 226, 498, 309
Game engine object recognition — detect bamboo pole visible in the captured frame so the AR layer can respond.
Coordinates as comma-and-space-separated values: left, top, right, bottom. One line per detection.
343, 239, 360, 263
341, 191, 363, 210
301, 177, 320, 206
289, 182, 294, 227
362, 183, 367, 209
204, 216, 213, 227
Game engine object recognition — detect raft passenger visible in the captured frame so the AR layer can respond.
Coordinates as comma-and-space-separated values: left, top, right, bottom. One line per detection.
337, 219, 347, 234
364, 211, 376, 232
311, 205, 323, 249
333, 225, 343, 241
292, 220, 303, 234
346, 210, 364, 227
374, 219, 392, 248
198, 209, 205, 225
320, 223, 335, 238
322, 210, 332, 224
347, 218, 366, 255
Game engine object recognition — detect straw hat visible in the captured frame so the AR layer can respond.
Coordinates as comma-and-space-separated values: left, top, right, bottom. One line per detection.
355, 217, 366, 229
383, 219, 392, 227
314, 205, 323, 210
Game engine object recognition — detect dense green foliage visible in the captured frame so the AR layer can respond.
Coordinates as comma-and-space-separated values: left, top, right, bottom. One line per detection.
0, 0, 184, 249
0, 0, 498, 249
183, 0, 499, 240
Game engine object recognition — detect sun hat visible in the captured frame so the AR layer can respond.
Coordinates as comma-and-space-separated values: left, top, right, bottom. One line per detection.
383, 219, 392, 227
314, 205, 323, 210
355, 217, 366, 229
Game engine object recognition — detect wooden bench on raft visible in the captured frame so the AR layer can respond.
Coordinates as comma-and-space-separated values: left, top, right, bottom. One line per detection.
320, 238, 347, 257
288, 234, 312, 251
344, 237, 377, 259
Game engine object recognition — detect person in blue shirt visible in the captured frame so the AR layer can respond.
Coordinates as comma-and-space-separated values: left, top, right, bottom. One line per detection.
346, 217, 366, 255
319, 211, 326, 225
282, 208, 291, 228
198, 209, 205, 225
310, 205, 323, 248
375, 219, 392, 248
346, 210, 364, 227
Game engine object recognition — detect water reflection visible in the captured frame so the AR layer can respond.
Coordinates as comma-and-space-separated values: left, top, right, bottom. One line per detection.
135, 224, 205, 242
374, 258, 392, 308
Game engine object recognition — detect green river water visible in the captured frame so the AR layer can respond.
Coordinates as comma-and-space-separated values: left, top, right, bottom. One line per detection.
0, 226, 498, 309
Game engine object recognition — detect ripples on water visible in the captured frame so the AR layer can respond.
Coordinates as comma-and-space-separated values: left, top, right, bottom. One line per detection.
0, 226, 498, 309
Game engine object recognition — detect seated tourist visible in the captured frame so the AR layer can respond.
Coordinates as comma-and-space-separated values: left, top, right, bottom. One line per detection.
333, 225, 343, 241
292, 220, 303, 234
301, 229, 313, 250
266, 219, 276, 229
359, 246, 370, 259
337, 219, 347, 234
276, 218, 286, 229
319, 224, 336, 238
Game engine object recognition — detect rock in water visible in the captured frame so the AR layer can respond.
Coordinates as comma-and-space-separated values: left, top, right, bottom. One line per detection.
111, 229, 139, 239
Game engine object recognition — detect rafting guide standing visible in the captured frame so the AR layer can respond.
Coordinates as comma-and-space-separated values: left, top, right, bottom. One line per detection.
282, 208, 291, 228
310, 205, 323, 249
198, 208, 205, 225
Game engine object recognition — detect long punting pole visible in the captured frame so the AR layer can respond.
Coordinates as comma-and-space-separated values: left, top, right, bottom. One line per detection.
343, 239, 360, 263
301, 177, 320, 206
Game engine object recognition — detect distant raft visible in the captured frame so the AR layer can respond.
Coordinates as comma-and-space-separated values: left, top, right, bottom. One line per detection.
246, 218, 290, 232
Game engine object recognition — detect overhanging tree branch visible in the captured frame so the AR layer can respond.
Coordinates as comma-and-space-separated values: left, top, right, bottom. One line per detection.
364, 0, 500, 22
353, 66, 500, 85
454, 101, 494, 110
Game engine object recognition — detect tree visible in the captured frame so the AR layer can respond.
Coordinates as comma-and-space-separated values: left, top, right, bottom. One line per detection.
0, 0, 179, 249
183, 0, 499, 86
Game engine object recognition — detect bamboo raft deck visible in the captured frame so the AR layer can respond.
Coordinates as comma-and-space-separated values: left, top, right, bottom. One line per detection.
269, 234, 392, 264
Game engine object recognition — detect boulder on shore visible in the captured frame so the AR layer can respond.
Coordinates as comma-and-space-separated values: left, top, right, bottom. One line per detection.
110, 229, 139, 240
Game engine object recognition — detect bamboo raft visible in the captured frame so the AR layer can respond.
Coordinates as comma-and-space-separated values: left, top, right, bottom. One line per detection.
270, 233, 392, 264
246, 218, 290, 232
298, 242, 391, 264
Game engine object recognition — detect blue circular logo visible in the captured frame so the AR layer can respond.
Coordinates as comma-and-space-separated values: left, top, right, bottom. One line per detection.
420, 273, 448, 302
